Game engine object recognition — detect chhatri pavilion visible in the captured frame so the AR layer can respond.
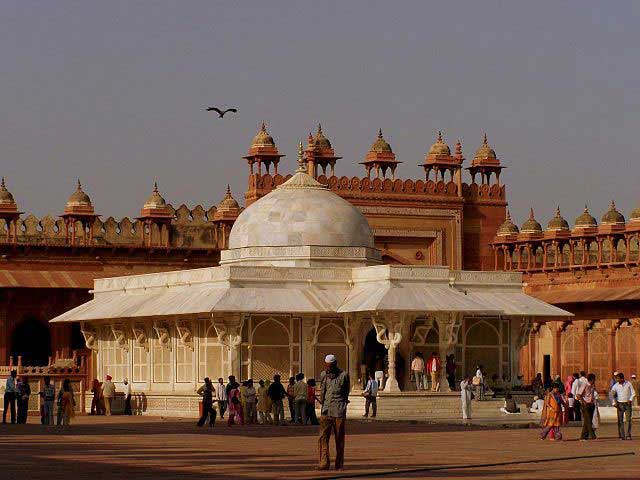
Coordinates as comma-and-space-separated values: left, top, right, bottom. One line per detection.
51, 144, 569, 415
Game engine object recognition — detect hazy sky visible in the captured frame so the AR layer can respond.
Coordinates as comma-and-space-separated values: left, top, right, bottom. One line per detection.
1, 1, 638, 227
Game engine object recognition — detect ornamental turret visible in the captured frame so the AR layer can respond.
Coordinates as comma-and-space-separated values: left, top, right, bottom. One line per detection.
137, 182, 174, 247
467, 133, 505, 185
304, 124, 342, 178
61, 180, 99, 245
0, 177, 23, 243
419, 131, 463, 195
360, 129, 401, 179
243, 122, 285, 175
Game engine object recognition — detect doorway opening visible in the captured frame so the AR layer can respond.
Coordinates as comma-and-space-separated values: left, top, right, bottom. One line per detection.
363, 328, 387, 378
10, 316, 51, 366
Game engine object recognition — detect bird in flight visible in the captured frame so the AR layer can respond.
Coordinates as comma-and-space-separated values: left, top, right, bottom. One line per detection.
206, 107, 238, 118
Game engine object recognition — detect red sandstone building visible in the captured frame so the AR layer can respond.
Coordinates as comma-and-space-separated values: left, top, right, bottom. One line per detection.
2, 123, 633, 388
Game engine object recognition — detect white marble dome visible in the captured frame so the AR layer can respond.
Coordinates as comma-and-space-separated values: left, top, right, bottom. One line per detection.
229, 171, 374, 250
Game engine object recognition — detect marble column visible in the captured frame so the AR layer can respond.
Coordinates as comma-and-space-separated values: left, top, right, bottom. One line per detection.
372, 313, 405, 392
435, 313, 463, 393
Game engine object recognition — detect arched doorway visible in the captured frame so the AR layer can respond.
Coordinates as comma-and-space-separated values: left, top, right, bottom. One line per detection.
363, 328, 387, 379
10, 316, 51, 366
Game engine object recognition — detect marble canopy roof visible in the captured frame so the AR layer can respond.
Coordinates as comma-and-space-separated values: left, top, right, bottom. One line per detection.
50, 265, 571, 323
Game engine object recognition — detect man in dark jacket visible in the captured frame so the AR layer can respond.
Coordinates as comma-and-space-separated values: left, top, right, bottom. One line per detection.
267, 374, 287, 426
318, 354, 350, 471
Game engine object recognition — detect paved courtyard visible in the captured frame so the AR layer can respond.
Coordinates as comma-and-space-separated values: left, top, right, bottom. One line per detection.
0, 416, 637, 479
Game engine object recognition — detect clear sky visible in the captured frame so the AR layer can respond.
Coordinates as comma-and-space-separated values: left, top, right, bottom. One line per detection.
1, 1, 638, 227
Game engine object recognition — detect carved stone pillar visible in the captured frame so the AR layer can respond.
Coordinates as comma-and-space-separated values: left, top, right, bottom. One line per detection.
344, 315, 365, 392
302, 316, 319, 379
514, 317, 533, 381
434, 313, 463, 392
372, 312, 406, 392
608, 321, 618, 375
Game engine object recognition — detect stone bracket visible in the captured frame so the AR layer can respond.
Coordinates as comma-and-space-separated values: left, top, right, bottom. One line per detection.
110, 323, 129, 352
175, 321, 194, 351
132, 323, 149, 351
153, 321, 172, 351
80, 322, 98, 351
516, 316, 533, 349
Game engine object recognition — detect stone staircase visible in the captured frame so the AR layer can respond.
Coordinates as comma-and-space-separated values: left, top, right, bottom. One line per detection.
347, 392, 535, 421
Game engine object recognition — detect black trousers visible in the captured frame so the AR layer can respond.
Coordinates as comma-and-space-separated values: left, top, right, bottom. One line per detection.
124, 395, 132, 415
197, 403, 216, 427
580, 402, 596, 440
2, 392, 16, 424
17, 397, 29, 424
365, 396, 377, 417
573, 399, 582, 421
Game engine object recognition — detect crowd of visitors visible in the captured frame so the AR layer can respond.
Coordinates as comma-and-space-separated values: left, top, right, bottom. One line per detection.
2, 369, 76, 426
196, 372, 322, 428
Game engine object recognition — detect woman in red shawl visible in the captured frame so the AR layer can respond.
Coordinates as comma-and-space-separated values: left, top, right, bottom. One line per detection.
564, 375, 574, 396
540, 385, 567, 441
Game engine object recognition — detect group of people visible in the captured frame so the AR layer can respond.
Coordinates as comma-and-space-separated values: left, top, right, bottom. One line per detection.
196, 373, 321, 428
410, 352, 457, 392
2, 369, 75, 426
528, 370, 636, 441
89, 375, 132, 416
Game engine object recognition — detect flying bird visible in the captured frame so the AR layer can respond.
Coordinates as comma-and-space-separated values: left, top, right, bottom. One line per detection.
206, 107, 238, 118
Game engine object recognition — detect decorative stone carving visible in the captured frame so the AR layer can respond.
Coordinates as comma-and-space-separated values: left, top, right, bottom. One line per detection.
153, 321, 171, 350
434, 312, 463, 392
110, 324, 129, 352
410, 318, 435, 344
516, 317, 533, 349
132, 324, 148, 351
175, 321, 194, 351
303, 317, 320, 345
372, 312, 406, 392
80, 322, 98, 351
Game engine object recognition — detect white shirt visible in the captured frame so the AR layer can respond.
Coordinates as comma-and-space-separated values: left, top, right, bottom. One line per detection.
364, 379, 379, 397
530, 399, 544, 412
124, 383, 132, 396
475, 369, 483, 380
571, 376, 585, 396
610, 381, 636, 404
215, 383, 227, 401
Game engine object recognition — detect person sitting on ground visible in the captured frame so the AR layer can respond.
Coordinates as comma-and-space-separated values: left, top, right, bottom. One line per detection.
513, 374, 524, 390
499, 393, 521, 414
529, 395, 545, 414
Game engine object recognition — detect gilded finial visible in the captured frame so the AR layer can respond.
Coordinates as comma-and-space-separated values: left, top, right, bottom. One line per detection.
0, 177, 5, 189
317, 123, 323, 135
226, 184, 231, 195
455, 139, 462, 156
529, 207, 535, 219
584, 204, 589, 213
483, 133, 488, 145
556, 205, 561, 216
378, 128, 383, 138
260, 121, 267, 132
506, 210, 512, 221
76, 178, 82, 190
296, 141, 305, 172
153, 181, 159, 193
437, 130, 443, 142
610, 200, 617, 210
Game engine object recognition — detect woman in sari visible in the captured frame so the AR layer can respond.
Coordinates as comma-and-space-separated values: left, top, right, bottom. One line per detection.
540, 385, 566, 441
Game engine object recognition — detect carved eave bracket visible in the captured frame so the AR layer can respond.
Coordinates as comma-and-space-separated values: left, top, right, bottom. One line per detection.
516, 317, 533, 349
303, 316, 320, 346
372, 312, 405, 349
153, 321, 172, 351
176, 321, 194, 351
110, 323, 129, 352
411, 317, 435, 344
132, 323, 149, 351
80, 322, 98, 352
434, 312, 463, 353
211, 313, 244, 348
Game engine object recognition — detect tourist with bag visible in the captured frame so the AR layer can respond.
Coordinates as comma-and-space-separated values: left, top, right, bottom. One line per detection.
362, 372, 378, 418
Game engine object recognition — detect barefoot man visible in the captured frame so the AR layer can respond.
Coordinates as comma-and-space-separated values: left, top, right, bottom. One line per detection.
318, 354, 350, 471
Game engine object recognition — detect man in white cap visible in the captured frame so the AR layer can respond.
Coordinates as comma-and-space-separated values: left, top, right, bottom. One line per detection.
318, 354, 349, 471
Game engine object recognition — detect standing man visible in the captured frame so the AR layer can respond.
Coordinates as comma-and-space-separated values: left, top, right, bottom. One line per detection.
293, 373, 308, 425
16, 376, 31, 424
2, 369, 17, 424
318, 354, 350, 471
446, 355, 457, 391
243, 379, 257, 425
267, 374, 287, 426
460, 376, 473, 420
102, 375, 116, 416
123, 379, 132, 415
362, 372, 378, 418
39, 376, 56, 425
411, 352, 425, 391
427, 352, 441, 392
215, 378, 227, 419
196, 377, 216, 428
610, 372, 635, 440
576, 373, 597, 440
571, 371, 586, 422
287, 377, 296, 423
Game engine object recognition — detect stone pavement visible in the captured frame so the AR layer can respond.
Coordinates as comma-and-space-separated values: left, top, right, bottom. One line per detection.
0, 416, 637, 479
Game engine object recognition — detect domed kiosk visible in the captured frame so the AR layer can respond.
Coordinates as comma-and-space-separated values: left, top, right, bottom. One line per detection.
52, 143, 570, 416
